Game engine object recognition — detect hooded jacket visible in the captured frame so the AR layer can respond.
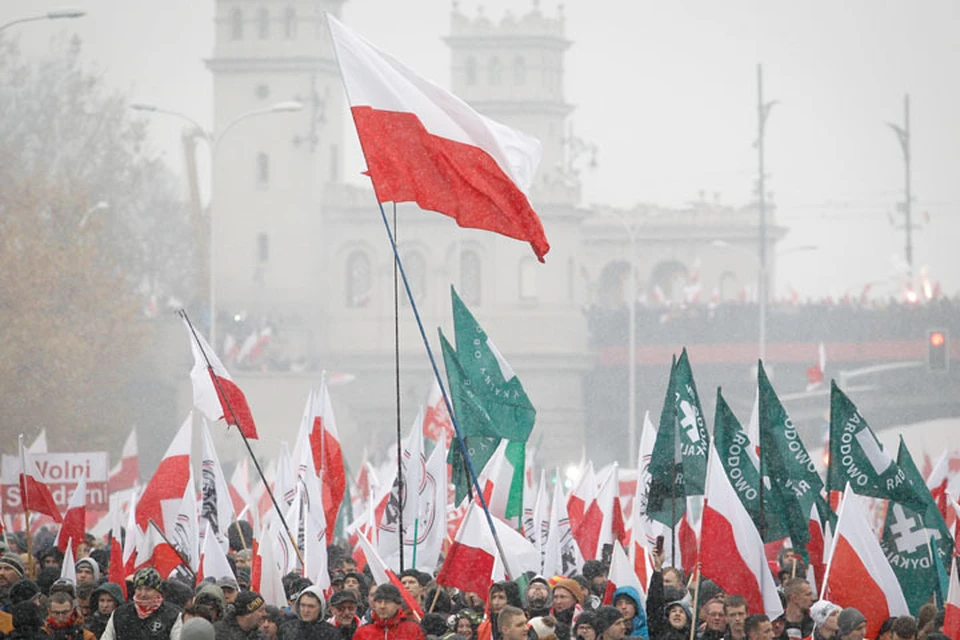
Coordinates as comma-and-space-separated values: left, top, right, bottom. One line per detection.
354, 609, 424, 640
280, 586, 340, 640
612, 587, 648, 640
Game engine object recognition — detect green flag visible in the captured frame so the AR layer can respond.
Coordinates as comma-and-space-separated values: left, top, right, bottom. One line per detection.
714, 388, 790, 542
673, 349, 709, 495
757, 361, 813, 555
645, 356, 686, 527
827, 382, 927, 510
879, 436, 954, 614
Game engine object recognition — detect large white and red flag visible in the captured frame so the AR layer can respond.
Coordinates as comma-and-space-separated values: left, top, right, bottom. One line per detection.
701, 445, 783, 619
107, 506, 128, 598
253, 522, 287, 607
228, 458, 252, 519
122, 487, 140, 578
603, 540, 647, 604
184, 318, 258, 440
327, 15, 550, 261
135, 520, 183, 578
108, 426, 139, 492
200, 421, 235, 550
55, 476, 86, 554
136, 414, 191, 532
310, 382, 346, 541
356, 525, 424, 620
944, 556, 960, 640
822, 486, 909, 638
17, 437, 61, 522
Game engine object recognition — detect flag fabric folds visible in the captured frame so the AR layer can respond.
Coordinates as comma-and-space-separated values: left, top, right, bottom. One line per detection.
136, 414, 192, 532
55, 476, 86, 553
327, 15, 550, 261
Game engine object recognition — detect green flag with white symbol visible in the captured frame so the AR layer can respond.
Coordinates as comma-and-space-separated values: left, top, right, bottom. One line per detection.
645, 355, 686, 527
827, 382, 927, 510
880, 436, 953, 614
673, 349, 709, 495
714, 388, 790, 542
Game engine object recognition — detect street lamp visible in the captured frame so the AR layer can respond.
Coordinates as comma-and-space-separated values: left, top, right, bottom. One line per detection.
711, 240, 818, 361
887, 94, 912, 280
756, 63, 778, 363
601, 211, 639, 468
129, 100, 303, 348
0, 9, 86, 33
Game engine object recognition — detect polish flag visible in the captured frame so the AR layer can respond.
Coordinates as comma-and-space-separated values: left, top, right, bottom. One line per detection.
228, 458, 252, 518
136, 414, 191, 532
356, 526, 424, 620
943, 556, 960, 640
927, 452, 950, 523
327, 15, 550, 262
603, 541, 647, 605
107, 506, 128, 598
436, 502, 497, 601
18, 440, 61, 522
135, 520, 184, 578
474, 439, 516, 524
700, 445, 783, 618
822, 487, 909, 638
122, 488, 140, 577
310, 382, 346, 540
108, 427, 139, 492
253, 524, 286, 607
184, 317, 258, 440
55, 476, 86, 554
197, 521, 236, 585
567, 462, 597, 535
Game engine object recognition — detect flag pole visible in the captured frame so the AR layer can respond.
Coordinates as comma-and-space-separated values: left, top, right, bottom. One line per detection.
391, 203, 405, 572
687, 565, 702, 640
18, 435, 35, 579
757, 361, 767, 542
372, 200, 515, 580
147, 519, 197, 581
179, 310, 305, 567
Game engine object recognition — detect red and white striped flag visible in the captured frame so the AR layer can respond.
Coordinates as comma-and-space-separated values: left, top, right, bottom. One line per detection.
136, 414, 191, 533
108, 427, 139, 492
310, 382, 345, 541
135, 520, 183, 578
17, 437, 61, 523
603, 541, 646, 604
55, 476, 86, 554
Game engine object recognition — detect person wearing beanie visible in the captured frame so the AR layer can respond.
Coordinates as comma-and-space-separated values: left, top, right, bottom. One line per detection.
44, 589, 96, 639
582, 562, 608, 599
808, 601, 842, 640
528, 616, 559, 640
612, 587, 648, 640
662, 602, 692, 640
353, 584, 424, 640
9, 600, 48, 640
278, 585, 338, 640
182, 617, 217, 640
0, 553, 25, 587
550, 579, 583, 628
836, 610, 867, 640
576, 611, 600, 640
592, 607, 624, 639
400, 570, 426, 607
525, 577, 552, 620
260, 605, 285, 640
100, 567, 182, 640
330, 589, 362, 640
216, 590, 267, 639
86, 582, 124, 638
75, 558, 101, 586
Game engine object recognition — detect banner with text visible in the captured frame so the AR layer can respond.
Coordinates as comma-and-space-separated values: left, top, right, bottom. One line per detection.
1, 452, 110, 512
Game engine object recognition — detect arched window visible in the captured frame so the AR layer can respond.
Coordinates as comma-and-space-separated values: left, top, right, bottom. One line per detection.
230, 8, 243, 40
346, 251, 372, 308
256, 153, 270, 185
465, 56, 477, 86
519, 258, 537, 301
257, 7, 269, 39
284, 7, 297, 39
461, 250, 482, 305
401, 251, 426, 306
489, 57, 502, 86
513, 56, 526, 85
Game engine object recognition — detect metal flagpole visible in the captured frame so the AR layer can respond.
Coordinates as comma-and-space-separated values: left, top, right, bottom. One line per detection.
392, 203, 405, 572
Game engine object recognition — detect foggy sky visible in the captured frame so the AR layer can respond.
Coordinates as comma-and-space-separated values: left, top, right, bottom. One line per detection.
3, 0, 959, 299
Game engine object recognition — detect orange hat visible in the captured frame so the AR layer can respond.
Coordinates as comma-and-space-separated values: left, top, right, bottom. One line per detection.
551, 578, 584, 606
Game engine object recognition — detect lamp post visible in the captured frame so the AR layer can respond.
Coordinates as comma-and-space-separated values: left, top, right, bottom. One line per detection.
0, 9, 85, 33
887, 94, 912, 280
602, 211, 639, 467
711, 240, 817, 362
129, 100, 303, 348
756, 64, 779, 363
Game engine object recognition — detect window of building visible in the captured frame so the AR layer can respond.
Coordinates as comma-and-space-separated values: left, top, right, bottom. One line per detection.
401, 251, 426, 306
513, 56, 526, 85
519, 258, 537, 301
258, 233, 269, 262
465, 56, 477, 86
489, 57, 502, 86
284, 7, 297, 39
257, 7, 269, 39
231, 8, 243, 40
461, 250, 482, 305
256, 153, 270, 186
346, 251, 372, 308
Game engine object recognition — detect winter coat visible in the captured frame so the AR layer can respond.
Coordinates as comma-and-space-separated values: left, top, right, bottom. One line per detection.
353, 611, 424, 640
612, 587, 649, 640
99, 601, 182, 640
213, 614, 262, 640
278, 617, 341, 640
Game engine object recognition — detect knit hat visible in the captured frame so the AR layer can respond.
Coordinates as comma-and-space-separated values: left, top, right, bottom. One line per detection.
810, 600, 841, 629
529, 575, 551, 589
217, 575, 240, 592
529, 616, 559, 640
666, 601, 692, 622
582, 560, 606, 581
234, 590, 265, 616
75, 557, 101, 582
594, 607, 624, 636
133, 567, 163, 591
837, 608, 867, 637
181, 617, 216, 640
91, 582, 125, 606
330, 589, 359, 607
552, 579, 584, 606
373, 583, 405, 605
0, 553, 25, 577
10, 579, 40, 605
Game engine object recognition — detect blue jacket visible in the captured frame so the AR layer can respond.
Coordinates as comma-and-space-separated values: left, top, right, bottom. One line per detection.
613, 586, 649, 640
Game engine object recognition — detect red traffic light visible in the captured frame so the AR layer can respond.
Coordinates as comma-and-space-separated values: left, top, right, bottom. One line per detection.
930, 331, 946, 348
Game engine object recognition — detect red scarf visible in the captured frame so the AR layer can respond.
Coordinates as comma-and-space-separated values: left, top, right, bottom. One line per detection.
134, 593, 164, 619
46, 611, 78, 630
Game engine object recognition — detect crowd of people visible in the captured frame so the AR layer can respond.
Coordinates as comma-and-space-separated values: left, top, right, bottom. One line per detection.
0, 526, 951, 640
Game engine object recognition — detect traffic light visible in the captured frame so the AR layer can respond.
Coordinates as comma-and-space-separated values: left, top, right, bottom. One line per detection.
928, 329, 949, 372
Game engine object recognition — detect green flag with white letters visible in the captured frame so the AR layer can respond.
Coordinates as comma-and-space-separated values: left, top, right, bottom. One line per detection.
673, 349, 709, 495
